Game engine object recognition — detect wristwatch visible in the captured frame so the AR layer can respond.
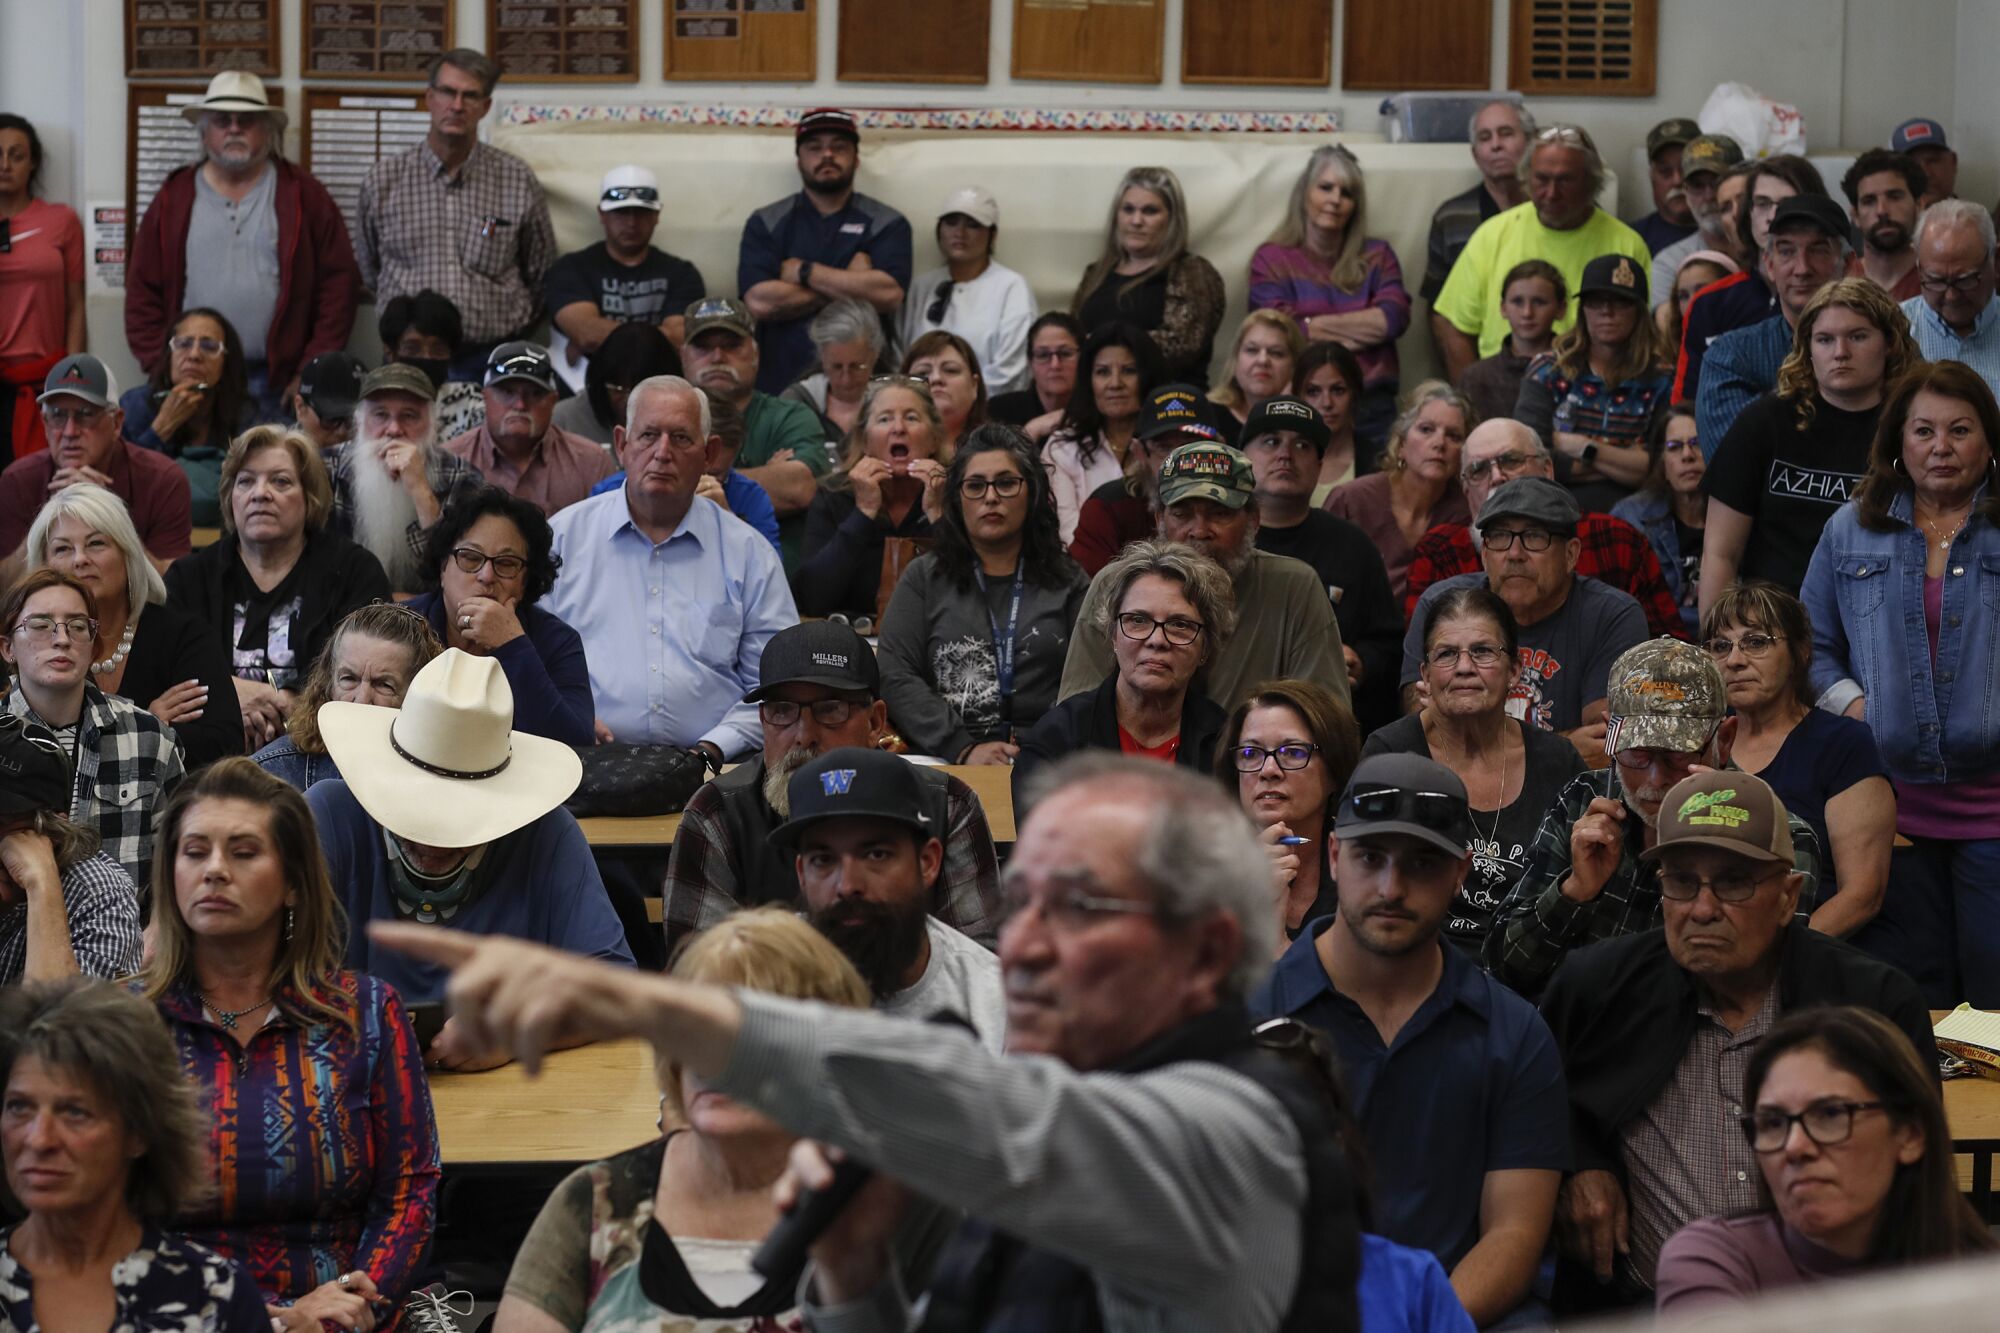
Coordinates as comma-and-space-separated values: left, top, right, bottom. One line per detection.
1579, 442, 1600, 465
798, 260, 815, 289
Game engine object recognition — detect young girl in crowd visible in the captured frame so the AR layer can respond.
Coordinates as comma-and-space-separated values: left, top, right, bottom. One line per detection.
1455, 260, 1563, 427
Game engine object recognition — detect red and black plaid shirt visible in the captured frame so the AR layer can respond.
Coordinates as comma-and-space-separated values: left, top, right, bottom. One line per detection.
1405, 514, 1688, 640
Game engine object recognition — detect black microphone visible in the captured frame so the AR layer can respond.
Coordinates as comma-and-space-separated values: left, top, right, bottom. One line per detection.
750, 1009, 973, 1279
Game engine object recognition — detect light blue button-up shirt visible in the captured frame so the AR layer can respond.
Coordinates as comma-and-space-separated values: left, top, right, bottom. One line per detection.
1901, 293, 2000, 399
545, 487, 797, 757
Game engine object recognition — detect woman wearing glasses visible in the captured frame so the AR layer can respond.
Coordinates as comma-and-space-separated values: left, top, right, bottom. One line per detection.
1361, 586, 1583, 949
796, 376, 952, 620
1701, 583, 1891, 939
1611, 403, 1707, 636
0, 569, 183, 889
404, 486, 593, 746
254, 602, 443, 791
1042, 322, 1166, 547
1013, 540, 1233, 808
1803, 361, 2000, 1004
1216, 679, 1361, 942
119, 308, 258, 527
1655, 1006, 1993, 1310
878, 428, 1087, 765
902, 329, 989, 449
988, 312, 1083, 442
164, 426, 391, 750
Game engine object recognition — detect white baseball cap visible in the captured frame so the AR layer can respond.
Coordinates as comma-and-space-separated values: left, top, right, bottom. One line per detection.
938, 185, 999, 228
599, 165, 662, 213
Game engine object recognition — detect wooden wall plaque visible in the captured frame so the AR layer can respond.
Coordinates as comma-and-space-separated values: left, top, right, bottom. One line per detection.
126, 84, 290, 233
128, 0, 282, 78
1183, 0, 1330, 87
664, 0, 816, 82
837, 0, 990, 84
300, 89, 431, 239
303, 1, 454, 81
489, 0, 640, 82
1011, 0, 1163, 84
1343, 0, 1492, 91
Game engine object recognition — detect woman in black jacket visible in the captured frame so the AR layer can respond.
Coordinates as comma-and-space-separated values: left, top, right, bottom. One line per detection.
164, 425, 390, 749
1013, 539, 1234, 811
25, 482, 244, 766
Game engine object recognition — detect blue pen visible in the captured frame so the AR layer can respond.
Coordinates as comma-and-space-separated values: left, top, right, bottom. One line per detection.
1277, 836, 1310, 847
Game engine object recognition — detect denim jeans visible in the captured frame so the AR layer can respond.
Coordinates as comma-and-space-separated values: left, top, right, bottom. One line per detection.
1862, 836, 2000, 1005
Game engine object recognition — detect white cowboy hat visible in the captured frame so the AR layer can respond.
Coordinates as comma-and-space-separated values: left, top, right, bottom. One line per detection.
318, 649, 582, 848
180, 71, 288, 133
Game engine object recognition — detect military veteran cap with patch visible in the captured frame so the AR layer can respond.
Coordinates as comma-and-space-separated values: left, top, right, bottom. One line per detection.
1157, 442, 1255, 510
1605, 637, 1727, 754
1641, 770, 1794, 865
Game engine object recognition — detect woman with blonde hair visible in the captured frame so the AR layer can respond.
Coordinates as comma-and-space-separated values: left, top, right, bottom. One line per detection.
1516, 253, 1675, 511
252, 601, 444, 791
495, 908, 891, 1331
26, 481, 243, 765
1322, 381, 1475, 601
1702, 277, 1920, 616
797, 374, 953, 619
1250, 145, 1412, 450
143, 757, 440, 1330
1209, 309, 1305, 430
1070, 166, 1225, 386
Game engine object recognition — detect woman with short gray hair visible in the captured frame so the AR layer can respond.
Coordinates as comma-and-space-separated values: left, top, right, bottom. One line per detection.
0, 977, 269, 1332
1013, 539, 1235, 809
783, 297, 885, 441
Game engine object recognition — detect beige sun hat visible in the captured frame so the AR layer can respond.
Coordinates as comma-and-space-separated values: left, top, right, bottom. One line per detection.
180, 71, 288, 134
318, 649, 582, 848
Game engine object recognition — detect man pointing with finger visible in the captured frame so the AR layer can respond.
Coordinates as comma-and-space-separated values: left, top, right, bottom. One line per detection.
1482, 638, 1822, 998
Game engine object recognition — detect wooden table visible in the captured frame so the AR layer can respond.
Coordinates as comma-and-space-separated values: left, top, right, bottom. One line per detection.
429, 1039, 661, 1166
578, 762, 1018, 854
1937, 1008, 2000, 1218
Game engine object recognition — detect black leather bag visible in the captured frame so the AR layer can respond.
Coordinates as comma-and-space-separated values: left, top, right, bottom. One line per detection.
564, 743, 709, 818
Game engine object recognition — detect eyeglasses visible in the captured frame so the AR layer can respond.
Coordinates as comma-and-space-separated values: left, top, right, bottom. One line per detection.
1658, 866, 1782, 902
1609, 715, 1719, 770
1750, 195, 1785, 215
1114, 611, 1205, 646
447, 547, 528, 579
1741, 1099, 1890, 1153
960, 474, 1026, 499
205, 111, 265, 130
1031, 346, 1078, 365
12, 614, 98, 643
1919, 269, 1987, 294
600, 185, 659, 205
170, 335, 224, 356
760, 699, 862, 728
1233, 743, 1319, 772
1536, 126, 1589, 146
1664, 435, 1700, 453
997, 882, 1165, 933
1427, 643, 1506, 670
1346, 786, 1473, 841
869, 374, 931, 391
1482, 527, 1558, 552
926, 281, 956, 326
1704, 632, 1785, 658
39, 405, 106, 429
1461, 451, 1541, 481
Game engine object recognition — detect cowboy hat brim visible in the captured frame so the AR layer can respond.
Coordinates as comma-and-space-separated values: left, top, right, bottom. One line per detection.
317, 699, 583, 848
181, 101, 289, 133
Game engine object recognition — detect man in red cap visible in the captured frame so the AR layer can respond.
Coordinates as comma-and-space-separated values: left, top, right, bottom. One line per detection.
738, 109, 912, 393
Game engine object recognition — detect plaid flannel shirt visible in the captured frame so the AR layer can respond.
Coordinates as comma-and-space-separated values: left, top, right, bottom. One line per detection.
0, 850, 142, 982
1406, 515, 1687, 639
5, 685, 185, 890
1482, 767, 1822, 998
323, 445, 485, 565
662, 763, 1001, 959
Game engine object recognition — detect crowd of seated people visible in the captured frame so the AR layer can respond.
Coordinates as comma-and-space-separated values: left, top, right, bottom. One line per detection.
9, 47, 2000, 1333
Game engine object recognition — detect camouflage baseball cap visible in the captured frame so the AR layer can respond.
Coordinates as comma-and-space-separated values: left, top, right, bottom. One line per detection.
1606, 637, 1727, 753
1641, 770, 1794, 866
1157, 442, 1255, 511
1681, 134, 1744, 180
1646, 117, 1703, 158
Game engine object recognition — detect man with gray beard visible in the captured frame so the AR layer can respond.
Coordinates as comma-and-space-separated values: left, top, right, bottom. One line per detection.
125, 71, 359, 419
1482, 637, 1824, 998
325, 364, 483, 591
1058, 441, 1351, 712
660, 620, 1001, 958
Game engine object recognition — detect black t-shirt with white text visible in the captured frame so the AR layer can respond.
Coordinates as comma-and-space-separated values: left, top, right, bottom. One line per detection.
542, 241, 707, 330
1706, 391, 1880, 591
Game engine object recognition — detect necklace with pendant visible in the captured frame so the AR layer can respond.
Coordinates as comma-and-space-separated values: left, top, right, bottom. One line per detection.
200, 991, 272, 1031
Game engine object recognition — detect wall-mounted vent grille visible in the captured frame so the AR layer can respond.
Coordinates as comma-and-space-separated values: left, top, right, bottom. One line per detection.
1509, 0, 1657, 96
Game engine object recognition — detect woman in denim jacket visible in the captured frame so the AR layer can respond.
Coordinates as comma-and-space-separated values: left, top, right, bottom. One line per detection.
1801, 361, 2000, 1003
1611, 402, 1706, 637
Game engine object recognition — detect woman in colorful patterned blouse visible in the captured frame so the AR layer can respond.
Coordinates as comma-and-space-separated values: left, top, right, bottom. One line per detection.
143, 757, 440, 1329
1514, 252, 1674, 512
495, 907, 877, 1332
0, 977, 269, 1333
1250, 145, 1412, 452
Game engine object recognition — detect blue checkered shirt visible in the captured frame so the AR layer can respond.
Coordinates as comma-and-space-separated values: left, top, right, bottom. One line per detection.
0, 851, 142, 982
1695, 314, 1792, 461
1901, 294, 2000, 401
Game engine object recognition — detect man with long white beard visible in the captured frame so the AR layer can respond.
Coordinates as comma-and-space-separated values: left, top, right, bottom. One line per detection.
325, 363, 483, 591
659, 620, 1000, 959
1481, 637, 1824, 998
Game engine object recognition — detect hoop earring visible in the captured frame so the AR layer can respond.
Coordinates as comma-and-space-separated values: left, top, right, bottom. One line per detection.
1892, 456, 1907, 476
656, 1094, 670, 1134
283, 906, 295, 942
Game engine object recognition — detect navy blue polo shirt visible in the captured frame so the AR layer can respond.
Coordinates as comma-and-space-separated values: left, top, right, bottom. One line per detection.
737, 190, 913, 393
1249, 918, 1570, 1270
